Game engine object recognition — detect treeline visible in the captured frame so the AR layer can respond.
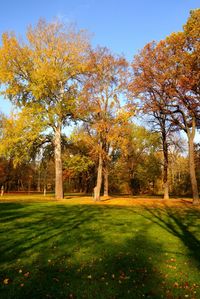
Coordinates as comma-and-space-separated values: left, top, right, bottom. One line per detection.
0, 9, 199, 203
0, 124, 199, 196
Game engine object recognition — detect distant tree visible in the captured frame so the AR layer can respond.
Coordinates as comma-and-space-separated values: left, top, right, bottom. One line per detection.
61, 132, 95, 193
0, 108, 44, 166
117, 124, 161, 194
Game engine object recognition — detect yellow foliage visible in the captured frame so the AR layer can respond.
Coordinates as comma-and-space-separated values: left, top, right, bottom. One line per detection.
0, 107, 46, 166
0, 19, 90, 123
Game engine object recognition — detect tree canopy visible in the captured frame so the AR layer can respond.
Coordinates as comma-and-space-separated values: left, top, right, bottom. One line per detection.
0, 10, 199, 203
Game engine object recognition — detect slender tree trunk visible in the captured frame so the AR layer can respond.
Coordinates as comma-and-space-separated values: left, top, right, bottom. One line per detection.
79, 175, 83, 193
103, 165, 109, 197
187, 121, 199, 204
54, 124, 63, 200
44, 185, 46, 196
37, 168, 41, 192
28, 178, 31, 194
82, 173, 89, 194
94, 143, 103, 201
1, 185, 4, 197
162, 133, 169, 200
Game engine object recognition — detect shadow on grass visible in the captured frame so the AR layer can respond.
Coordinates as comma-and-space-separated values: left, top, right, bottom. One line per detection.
142, 205, 200, 266
0, 203, 200, 298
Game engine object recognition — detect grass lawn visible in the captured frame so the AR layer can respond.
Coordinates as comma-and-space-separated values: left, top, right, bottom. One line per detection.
0, 195, 200, 298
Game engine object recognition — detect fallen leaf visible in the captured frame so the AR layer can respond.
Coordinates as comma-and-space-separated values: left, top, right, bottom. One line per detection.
24, 272, 30, 277
184, 282, 189, 289
3, 278, 10, 285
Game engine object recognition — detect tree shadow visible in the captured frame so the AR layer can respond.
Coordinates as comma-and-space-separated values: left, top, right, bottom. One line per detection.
141, 204, 200, 266
0, 203, 199, 298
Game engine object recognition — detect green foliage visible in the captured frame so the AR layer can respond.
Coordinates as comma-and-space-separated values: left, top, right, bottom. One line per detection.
135, 154, 161, 187
0, 107, 46, 166
112, 124, 162, 194
63, 154, 94, 174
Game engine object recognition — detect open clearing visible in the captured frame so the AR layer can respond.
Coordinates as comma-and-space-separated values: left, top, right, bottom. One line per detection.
0, 195, 200, 298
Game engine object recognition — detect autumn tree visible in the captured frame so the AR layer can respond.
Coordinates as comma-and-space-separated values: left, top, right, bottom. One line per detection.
162, 10, 200, 204
114, 124, 161, 194
80, 47, 130, 200
130, 41, 175, 199
130, 9, 200, 203
0, 20, 90, 199
0, 108, 45, 165
168, 136, 190, 195
62, 130, 95, 193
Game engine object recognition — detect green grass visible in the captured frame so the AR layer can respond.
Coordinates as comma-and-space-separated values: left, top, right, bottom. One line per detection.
0, 198, 200, 298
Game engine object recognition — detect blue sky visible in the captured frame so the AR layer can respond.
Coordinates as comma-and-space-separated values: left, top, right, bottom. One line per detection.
0, 0, 200, 115
0, 0, 199, 59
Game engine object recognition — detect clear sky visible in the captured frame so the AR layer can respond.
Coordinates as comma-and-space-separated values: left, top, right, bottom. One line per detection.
0, 0, 200, 115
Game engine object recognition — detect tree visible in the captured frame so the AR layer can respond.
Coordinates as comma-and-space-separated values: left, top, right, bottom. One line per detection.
0, 19, 90, 199
80, 47, 130, 200
130, 9, 200, 203
0, 107, 45, 166
130, 41, 175, 199
168, 137, 190, 196
116, 124, 161, 194
162, 10, 200, 204
61, 131, 95, 193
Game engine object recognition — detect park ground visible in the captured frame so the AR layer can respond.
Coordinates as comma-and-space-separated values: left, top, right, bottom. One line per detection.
0, 194, 200, 298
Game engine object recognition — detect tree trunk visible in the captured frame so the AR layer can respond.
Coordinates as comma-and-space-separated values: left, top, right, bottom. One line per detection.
163, 180, 169, 200
44, 185, 46, 196
54, 124, 63, 200
79, 175, 83, 193
162, 133, 169, 200
94, 143, 103, 201
28, 178, 31, 194
37, 168, 41, 192
103, 165, 109, 197
1, 185, 4, 197
187, 121, 199, 204
83, 173, 88, 194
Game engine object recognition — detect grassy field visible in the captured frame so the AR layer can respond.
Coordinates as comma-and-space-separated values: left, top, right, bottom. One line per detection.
0, 195, 200, 298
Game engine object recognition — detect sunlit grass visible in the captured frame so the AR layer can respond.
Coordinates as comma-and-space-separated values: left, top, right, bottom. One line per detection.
0, 198, 200, 298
